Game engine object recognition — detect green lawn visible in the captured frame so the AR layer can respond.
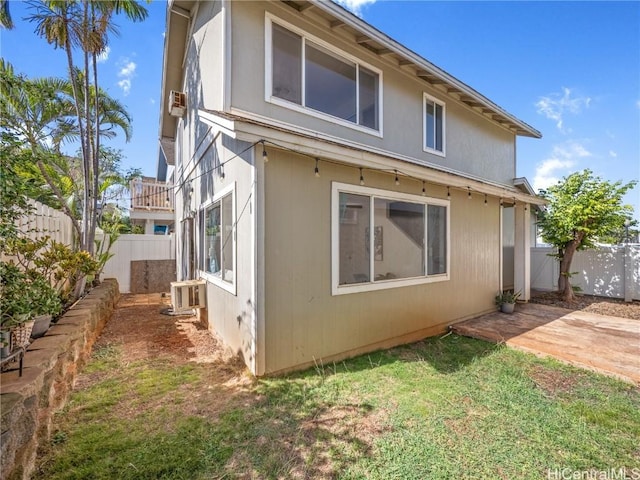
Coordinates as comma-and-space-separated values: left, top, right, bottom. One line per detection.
35, 335, 640, 479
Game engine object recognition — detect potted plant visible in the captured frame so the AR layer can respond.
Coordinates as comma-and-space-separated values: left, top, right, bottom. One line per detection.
29, 273, 63, 339
0, 262, 37, 348
495, 290, 521, 314
0, 326, 11, 358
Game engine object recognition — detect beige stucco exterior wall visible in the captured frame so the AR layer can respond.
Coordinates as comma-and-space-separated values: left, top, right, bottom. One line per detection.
227, 1, 517, 185
263, 149, 502, 374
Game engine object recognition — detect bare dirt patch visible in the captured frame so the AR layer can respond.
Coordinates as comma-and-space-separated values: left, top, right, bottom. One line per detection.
528, 364, 585, 398
80, 293, 256, 420
531, 291, 640, 320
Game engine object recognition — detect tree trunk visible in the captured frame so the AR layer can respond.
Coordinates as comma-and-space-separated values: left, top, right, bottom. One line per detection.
82, 1, 93, 255
558, 235, 583, 302
87, 47, 100, 257
36, 160, 81, 240
557, 247, 566, 292
62, 25, 89, 253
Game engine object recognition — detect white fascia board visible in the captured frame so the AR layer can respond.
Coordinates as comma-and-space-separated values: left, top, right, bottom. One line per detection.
198, 109, 237, 138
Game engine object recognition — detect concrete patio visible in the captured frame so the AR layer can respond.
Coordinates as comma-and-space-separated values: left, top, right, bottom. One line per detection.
451, 303, 640, 384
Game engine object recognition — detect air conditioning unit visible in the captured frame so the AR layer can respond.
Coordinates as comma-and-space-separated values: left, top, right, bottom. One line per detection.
168, 90, 186, 117
170, 280, 206, 312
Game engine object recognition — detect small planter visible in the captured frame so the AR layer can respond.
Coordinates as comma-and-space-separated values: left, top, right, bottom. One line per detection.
500, 303, 516, 314
31, 314, 53, 339
12, 319, 35, 348
1, 329, 12, 358
495, 290, 521, 315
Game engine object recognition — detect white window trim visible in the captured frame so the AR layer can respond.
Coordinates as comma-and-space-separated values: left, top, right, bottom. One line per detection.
199, 182, 237, 295
331, 182, 450, 296
265, 13, 384, 138
423, 92, 446, 157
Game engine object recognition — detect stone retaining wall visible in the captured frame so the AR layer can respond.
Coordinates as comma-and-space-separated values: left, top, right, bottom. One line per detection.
0, 279, 119, 480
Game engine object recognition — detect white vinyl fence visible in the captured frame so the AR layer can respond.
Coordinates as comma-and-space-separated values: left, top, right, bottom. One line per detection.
531, 245, 640, 301
100, 234, 175, 293
17, 199, 74, 246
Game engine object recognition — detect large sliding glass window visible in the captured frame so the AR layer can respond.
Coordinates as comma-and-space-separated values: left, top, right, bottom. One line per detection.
333, 183, 449, 295
269, 17, 381, 132
202, 185, 235, 290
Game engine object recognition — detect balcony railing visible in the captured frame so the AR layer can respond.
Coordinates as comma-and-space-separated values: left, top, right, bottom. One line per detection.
130, 179, 174, 211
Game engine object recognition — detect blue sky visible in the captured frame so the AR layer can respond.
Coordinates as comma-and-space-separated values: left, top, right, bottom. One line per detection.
2, 1, 639, 220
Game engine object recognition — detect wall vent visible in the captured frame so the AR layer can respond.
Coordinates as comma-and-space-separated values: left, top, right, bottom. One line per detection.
168, 90, 186, 117
170, 280, 206, 312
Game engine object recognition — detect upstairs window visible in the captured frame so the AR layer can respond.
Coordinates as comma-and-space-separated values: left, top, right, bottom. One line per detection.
268, 17, 381, 133
423, 93, 445, 155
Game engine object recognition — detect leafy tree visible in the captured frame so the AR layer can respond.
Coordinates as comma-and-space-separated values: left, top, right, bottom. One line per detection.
537, 169, 637, 301
0, 133, 34, 251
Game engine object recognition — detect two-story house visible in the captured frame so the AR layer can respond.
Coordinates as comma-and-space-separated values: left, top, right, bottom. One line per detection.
159, 0, 544, 376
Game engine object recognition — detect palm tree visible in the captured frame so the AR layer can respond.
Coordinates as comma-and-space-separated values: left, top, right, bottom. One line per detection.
1, 60, 135, 240
0, 0, 13, 29
25, 0, 148, 255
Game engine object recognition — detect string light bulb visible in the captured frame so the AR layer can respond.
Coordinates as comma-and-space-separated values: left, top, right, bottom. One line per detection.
359, 168, 365, 186
447, 186, 451, 198
146, 202, 150, 211
261, 140, 269, 163
467, 187, 472, 200
394, 170, 399, 186
484, 194, 488, 207
500, 198, 504, 208
165, 197, 170, 207
314, 158, 320, 178
422, 181, 426, 196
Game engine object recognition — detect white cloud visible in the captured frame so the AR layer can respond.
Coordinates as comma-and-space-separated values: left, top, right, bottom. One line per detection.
533, 142, 591, 192
535, 87, 591, 133
118, 79, 131, 95
119, 61, 136, 77
117, 60, 137, 95
149, 98, 156, 105
332, 0, 376, 16
609, 150, 617, 158
96, 46, 110, 63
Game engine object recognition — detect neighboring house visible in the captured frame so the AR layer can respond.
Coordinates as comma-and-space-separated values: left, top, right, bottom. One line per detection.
159, 0, 544, 375
129, 155, 175, 234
